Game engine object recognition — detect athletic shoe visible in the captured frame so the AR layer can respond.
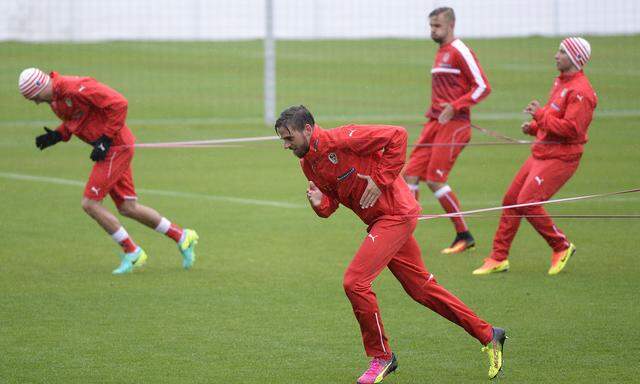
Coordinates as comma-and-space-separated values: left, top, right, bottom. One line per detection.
548, 243, 576, 275
178, 229, 199, 270
441, 231, 476, 254
482, 327, 507, 379
357, 353, 398, 384
112, 247, 148, 275
473, 258, 510, 275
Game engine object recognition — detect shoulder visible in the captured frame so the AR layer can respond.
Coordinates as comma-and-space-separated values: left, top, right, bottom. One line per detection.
451, 39, 475, 57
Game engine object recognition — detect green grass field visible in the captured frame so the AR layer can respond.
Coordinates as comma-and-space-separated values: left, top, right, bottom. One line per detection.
1, 36, 639, 383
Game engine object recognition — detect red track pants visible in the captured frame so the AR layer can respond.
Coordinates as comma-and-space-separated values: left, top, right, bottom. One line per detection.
491, 156, 580, 261
343, 217, 493, 358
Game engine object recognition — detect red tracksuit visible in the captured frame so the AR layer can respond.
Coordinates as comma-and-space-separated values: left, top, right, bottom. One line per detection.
406, 38, 491, 183
48, 72, 137, 206
491, 71, 598, 260
301, 124, 493, 358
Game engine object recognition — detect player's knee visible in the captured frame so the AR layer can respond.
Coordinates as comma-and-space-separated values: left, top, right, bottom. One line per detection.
502, 193, 517, 206
429, 182, 448, 195
343, 274, 365, 296
404, 175, 419, 185
81, 198, 97, 215
117, 201, 137, 217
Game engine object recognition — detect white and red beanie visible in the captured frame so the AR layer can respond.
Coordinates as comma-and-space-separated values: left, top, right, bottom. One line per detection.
560, 37, 591, 70
18, 68, 51, 99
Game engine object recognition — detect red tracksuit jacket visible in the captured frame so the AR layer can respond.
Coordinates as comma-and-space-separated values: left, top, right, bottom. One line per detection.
427, 38, 491, 121
301, 124, 420, 225
527, 71, 597, 161
49, 72, 135, 146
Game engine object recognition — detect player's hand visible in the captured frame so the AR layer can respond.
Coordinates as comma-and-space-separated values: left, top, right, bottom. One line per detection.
521, 122, 533, 135
35, 126, 62, 150
438, 103, 455, 125
357, 173, 381, 209
523, 100, 541, 116
306, 181, 324, 207
90, 135, 112, 162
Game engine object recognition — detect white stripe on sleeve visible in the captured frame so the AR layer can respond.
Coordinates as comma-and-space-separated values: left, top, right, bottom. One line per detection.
451, 39, 487, 101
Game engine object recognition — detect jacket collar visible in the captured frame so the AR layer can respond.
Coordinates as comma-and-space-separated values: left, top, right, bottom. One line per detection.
303, 124, 325, 161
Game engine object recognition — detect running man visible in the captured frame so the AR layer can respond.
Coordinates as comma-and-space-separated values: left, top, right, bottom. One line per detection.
473, 37, 597, 275
404, 7, 491, 254
19, 68, 199, 274
275, 105, 506, 383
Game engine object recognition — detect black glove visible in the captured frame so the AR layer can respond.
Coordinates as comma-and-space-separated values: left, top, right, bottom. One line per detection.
35, 127, 62, 150
90, 135, 112, 162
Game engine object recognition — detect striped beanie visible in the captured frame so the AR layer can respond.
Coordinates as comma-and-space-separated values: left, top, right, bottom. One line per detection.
560, 37, 591, 70
18, 68, 51, 99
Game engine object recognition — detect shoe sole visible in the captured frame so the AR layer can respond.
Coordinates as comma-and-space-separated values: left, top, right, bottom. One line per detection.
441, 242, 476, 255
473, 262, 509, 275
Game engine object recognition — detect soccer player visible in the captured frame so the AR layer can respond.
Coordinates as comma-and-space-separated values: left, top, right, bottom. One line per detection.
275, 105, 506, 383
473, 37, 597, 276
404, 7, 491, 254
18, 68, 199, 274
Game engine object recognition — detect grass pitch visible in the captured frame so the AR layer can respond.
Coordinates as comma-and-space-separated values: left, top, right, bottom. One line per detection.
1, 36, 639, 383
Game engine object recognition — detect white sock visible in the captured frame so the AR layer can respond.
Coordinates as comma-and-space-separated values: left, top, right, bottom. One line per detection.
407, 183, 419, 192
111, 226, 129, 244
434, 185, 452, 199
154, 217, 171, 234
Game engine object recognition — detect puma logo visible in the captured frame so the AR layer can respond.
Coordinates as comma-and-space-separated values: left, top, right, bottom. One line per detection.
90, 186, 101, 196
78, 85, 86, 92
534, 176, 544, 186
576, 94, 583, 102
367, 234, 378, 243
436, 169, 445, 177
348, 129, 357, 137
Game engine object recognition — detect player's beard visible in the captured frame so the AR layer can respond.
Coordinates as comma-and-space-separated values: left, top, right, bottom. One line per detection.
293, 137, 310, 158
431, 34, 443, 44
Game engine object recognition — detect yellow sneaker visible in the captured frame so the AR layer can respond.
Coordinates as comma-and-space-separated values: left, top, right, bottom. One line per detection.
482, 327, 507, 379
473, 258, 509, 275
112, 247, 147, 275
178, 229, 199, 270
548, 243, 576, 275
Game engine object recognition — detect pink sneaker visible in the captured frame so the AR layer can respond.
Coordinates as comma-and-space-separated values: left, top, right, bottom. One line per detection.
357, 353, 398, 384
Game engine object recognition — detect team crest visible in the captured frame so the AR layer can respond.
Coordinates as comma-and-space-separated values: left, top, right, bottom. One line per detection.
442, 52, 450, 63
65, 98, 73, 107
328, 152, 338, 164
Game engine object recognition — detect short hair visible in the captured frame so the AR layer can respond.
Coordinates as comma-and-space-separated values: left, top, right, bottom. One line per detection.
274, 105, 315, 133
429, 7, 455, 23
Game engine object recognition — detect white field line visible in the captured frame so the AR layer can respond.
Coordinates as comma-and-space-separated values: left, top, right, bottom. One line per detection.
0, 172, 305, 209
2, 172, 638, 216
1, 109, 639, 127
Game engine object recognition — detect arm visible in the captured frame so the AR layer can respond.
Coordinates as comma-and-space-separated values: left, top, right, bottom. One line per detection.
450, 46, 491, 113
533, 92, 595, 140
342, 125, 408, 190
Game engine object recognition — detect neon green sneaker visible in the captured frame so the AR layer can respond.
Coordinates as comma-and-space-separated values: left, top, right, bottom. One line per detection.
482, 327, 507, 379
548, 243, 576, 275
178, 229, 199, 270
112, 247, 147, 275
473, 258, 510, 275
